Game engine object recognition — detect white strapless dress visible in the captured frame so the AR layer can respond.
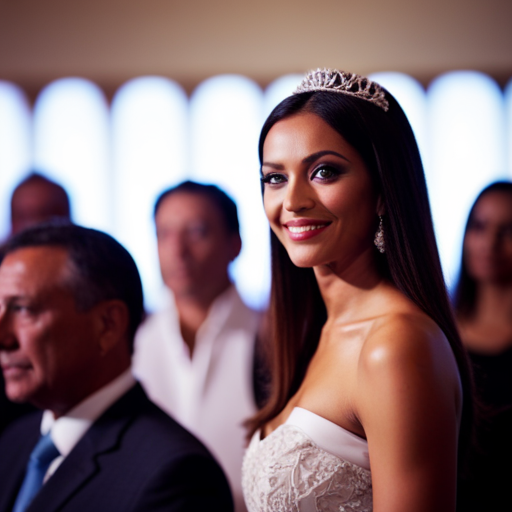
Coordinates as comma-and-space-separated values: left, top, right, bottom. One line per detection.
242, 407, 372, 512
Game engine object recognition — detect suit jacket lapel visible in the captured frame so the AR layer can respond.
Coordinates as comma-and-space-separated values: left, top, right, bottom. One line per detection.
26, 384, 144, 512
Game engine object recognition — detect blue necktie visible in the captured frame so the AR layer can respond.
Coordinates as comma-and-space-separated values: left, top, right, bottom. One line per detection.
12, 433, 60, 512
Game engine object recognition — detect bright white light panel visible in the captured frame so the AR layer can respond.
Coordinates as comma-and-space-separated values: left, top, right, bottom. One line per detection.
428, 71, 508, 287
111, 76, 189, 312
189, 75, 269, 309
33, 78, 112, 233
0, 82, 32, 240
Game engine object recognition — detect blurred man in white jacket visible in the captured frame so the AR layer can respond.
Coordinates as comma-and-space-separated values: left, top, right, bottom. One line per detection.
133, 181, 262, 512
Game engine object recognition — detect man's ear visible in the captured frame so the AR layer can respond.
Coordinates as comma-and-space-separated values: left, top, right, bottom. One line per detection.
94, 300, 130, 356
229, 233, 242, 262
376, 195, 386, 217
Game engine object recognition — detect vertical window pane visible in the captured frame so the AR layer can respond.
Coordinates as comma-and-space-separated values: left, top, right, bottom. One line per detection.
0, 82, 32, 240
111, 77, 188, 311
505, 78, 512, 180
33, 78, 111, 232
190, 75, 269, 309
428, 71, 507, 285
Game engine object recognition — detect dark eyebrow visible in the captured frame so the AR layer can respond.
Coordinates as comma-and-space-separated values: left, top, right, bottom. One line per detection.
262, 150, 351, 170
6, 295, 29, 303
261, 162, 284, 170
303, 150, 351, 165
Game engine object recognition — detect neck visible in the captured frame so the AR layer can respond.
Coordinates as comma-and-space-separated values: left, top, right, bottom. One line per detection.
49, 357, 131, 419
314, 250, 387, 322
473, 282, 512, 324
173, 279, 231, 356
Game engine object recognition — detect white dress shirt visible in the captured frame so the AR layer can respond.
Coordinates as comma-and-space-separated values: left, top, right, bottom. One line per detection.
132, 285, 259, 512
41, 369, 136, 482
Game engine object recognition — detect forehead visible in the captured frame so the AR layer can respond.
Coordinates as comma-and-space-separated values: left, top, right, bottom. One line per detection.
474, 192, 512, 222
156, 192, 225, 228
12, 181, 59, 205
263, 112, 358, 161
0, 246, 71, 298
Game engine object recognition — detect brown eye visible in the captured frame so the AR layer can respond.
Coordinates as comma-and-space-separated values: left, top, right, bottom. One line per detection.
312, 165, 340, 181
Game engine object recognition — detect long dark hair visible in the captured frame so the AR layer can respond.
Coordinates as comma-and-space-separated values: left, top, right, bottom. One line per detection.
247, 88, 474, 468
453, 180, 512, 319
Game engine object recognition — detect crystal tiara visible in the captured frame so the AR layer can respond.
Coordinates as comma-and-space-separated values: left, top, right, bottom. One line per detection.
294, 68, 389, 112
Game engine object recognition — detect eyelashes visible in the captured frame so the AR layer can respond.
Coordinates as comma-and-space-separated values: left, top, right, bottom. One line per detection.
311, 164, 342, 181
261, 164, 344, 186
260, 173, 286, 185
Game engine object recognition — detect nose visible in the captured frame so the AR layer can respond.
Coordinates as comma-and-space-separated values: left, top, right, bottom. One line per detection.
159, 230, 190, 260
283, 177, 316, 213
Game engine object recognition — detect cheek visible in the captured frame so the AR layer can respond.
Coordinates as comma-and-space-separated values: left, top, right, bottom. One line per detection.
263, 192, 282, 227
464, 231, 484, 256
16, 330, 51, 384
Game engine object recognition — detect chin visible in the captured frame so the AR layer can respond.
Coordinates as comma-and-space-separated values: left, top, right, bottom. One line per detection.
5, 384, 34, 405
287, 253, 326, 269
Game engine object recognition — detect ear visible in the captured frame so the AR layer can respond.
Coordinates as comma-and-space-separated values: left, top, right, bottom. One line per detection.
94, 300, 130, 356
376, 195, 386, 217
228, 233, 242, 262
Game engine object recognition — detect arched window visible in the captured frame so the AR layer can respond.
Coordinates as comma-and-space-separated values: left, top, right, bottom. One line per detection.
190, 75, 269, 309
264, 74, 303, 118
0, 81, 31, 239
428, 71, 507, 285
33, 78, 111, 232
111, 76, 189, 311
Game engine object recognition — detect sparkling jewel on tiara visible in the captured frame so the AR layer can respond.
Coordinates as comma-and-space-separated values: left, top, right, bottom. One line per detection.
294, 68, 389, 112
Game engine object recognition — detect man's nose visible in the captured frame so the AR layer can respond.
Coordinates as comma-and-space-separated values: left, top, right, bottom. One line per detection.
283, 177, 316, 213
165, 232, 190, 259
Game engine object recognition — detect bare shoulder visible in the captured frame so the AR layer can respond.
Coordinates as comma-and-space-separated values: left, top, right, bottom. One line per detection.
353, 311, 462, 511
359, 311, 457, 376
356, 310, 462, 420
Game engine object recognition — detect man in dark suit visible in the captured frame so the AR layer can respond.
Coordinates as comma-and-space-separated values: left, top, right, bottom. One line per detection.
0, 223, 233, 512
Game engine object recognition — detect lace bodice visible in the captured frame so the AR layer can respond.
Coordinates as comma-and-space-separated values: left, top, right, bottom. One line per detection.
242, 408, 372, 512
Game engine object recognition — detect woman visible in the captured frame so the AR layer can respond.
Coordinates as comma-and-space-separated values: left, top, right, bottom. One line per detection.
242, 69, 473, 512
454, 181, 512, 410
453, 182, 512, 512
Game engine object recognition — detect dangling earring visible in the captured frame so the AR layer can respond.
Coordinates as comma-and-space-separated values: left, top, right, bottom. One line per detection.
374, 215, 385, 253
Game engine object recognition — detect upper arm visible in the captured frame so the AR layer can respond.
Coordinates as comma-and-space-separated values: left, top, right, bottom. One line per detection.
356, 317, 461, 512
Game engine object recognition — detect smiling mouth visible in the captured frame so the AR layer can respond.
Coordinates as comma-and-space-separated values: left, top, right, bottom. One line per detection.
287, 224, 327, 233
284, 221, 331, 241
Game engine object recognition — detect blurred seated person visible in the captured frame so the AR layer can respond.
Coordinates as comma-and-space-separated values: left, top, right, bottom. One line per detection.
453, 181, 512, 410
0, 172, 71, 432
132, 181, 262, 512
0, 223, 233, 512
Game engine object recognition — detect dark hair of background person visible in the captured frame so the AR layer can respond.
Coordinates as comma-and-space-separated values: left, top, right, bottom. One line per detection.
11, 171, 71, 220
1, 222, 144, 352
245, 89, 474, 471
453, 181, 512, 319
153, 180, 240, 236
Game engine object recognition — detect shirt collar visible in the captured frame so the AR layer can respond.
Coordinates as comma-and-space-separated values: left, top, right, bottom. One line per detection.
41, 369, 136, 457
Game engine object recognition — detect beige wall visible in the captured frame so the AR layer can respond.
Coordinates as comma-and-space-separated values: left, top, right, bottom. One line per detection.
1, 0, 511, 96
